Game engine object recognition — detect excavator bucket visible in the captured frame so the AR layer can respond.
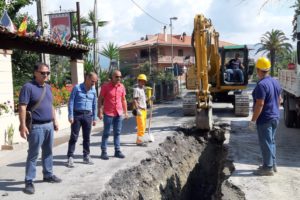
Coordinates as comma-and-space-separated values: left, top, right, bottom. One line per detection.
195, 100, 213, 130
196, 107, 213, 130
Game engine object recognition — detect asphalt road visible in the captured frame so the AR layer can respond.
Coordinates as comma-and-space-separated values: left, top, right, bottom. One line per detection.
0, 99, 194, 200
1, 85, 299, 200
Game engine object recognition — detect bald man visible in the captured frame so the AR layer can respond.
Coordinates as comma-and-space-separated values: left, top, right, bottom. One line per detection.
66, 72, 98, 167
98, 70, 128, 160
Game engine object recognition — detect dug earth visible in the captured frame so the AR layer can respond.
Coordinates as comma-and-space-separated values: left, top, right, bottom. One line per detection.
74, 124, 245, 200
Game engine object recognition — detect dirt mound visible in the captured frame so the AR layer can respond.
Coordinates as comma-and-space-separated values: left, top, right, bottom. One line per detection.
99, 124, 245, 200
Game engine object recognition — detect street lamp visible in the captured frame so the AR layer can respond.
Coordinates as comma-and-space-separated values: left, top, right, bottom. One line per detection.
170, 17, 178, 76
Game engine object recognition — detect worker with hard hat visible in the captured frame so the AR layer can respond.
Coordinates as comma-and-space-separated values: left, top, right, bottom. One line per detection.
249, 57, 282, 176
133, 74, 150, 146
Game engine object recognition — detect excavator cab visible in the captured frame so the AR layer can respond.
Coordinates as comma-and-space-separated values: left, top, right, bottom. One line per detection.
220, 45, 249, 85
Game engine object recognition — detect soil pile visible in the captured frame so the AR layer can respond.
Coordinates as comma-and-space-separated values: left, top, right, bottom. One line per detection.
99, 124, 245, 200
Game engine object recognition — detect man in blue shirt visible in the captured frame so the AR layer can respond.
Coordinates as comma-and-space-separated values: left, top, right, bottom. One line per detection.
225, 53, 244, 82
19, 63, 61, 195
66, 72, 98, 167
249, 57, 281, 176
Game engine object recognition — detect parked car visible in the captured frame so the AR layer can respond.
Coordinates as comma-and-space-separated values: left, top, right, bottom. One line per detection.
182, 91, 197, 116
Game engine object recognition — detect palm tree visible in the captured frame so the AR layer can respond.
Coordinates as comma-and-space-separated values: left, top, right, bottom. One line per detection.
100, 42, 119, 73
256, 29, 293, 76
81, 10, 108, 74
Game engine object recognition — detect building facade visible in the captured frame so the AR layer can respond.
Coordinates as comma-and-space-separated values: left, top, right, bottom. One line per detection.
119, 32, 235, 75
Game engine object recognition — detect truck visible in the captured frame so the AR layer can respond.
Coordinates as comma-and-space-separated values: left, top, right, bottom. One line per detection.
278, 16, 300, 128
185, 14, 254, 130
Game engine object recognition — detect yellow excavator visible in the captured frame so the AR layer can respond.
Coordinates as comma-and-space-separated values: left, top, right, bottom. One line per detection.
186, 14, 254, 130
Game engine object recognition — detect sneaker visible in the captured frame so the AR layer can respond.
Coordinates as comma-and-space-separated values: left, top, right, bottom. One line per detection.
66, 157, 74, 168
83, 155, 94, 165
273, 164, 278, 173
100, 151, 109, 160
257, 165, 277, 173
43, 175, 62, 183
253, 167, 274, 176
114, 150, 125, 159
23, 181, 35, 195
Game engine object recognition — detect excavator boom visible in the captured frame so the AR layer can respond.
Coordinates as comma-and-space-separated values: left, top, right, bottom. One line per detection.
191, 14, 221, 130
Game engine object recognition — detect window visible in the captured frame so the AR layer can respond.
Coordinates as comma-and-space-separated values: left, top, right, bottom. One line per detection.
178, 49, 183, 56
140, 49, 148, 58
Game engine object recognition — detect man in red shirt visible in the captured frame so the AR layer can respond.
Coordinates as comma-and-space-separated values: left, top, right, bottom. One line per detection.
98, 70, 128, 160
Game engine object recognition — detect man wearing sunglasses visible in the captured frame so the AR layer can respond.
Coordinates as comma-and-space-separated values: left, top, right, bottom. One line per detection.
98, 70, 129, 160
19, 63, 61, 195
66, 72, 98, 168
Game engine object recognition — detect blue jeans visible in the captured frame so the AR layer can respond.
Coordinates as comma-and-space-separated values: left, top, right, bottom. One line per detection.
256, 119, 279, 168
226, 69, 244, 82
25, 122, 54, 182
101, 114, 123, 151
67, 112, 92, 158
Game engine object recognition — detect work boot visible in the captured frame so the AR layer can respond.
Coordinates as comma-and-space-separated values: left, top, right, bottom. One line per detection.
43, 175, 62, 183
23, 181, 35, 195
114, 150, 125, 159
136, 137, 148, 147
253, 167, 274, 176
100, 151, 109, 160
83, 155, 94, 165
66, 157, 74, 168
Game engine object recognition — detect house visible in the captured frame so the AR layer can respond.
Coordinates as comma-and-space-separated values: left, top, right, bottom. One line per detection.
119, 31, 235, 76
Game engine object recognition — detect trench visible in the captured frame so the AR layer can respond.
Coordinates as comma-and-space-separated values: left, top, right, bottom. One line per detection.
96, 124, 245, 200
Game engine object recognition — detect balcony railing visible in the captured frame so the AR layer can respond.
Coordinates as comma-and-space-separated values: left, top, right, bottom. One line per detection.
120, 56, 195, 65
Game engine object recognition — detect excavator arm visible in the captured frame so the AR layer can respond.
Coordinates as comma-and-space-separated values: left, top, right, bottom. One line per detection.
191, 14, 221, 130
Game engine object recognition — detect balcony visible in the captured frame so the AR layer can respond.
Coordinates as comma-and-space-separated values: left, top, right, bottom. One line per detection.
157, 56, 195, 64
120, 56, 195, 66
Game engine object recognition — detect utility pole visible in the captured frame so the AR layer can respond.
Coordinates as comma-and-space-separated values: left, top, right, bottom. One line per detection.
148, 45, 152, 75
169, 17, 177, 79
94, 0, 101, 95
93, 0, 99, 75
36, 0, 51, 68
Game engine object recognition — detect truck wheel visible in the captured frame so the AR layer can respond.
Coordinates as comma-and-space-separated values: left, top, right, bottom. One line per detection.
284, 95, 294, 128
295, 113, 300, 128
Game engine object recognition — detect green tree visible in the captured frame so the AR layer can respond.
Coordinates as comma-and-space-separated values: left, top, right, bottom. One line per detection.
12, 14, 40, 89
71, 10, 108, 75
50, 55, 71, 87
0, 0, 34, 19
255, 29, 293, 76
100, 42, 119, 73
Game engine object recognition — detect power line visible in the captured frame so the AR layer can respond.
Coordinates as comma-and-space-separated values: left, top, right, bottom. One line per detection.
130, 0, 168, 26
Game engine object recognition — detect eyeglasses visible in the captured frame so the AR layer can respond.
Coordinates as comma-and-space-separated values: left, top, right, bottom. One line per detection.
114, 76, 122, 78
39, 71, 50, 76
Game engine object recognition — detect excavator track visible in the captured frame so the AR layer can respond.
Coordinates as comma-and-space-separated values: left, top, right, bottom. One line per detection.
234, 94, 250, 117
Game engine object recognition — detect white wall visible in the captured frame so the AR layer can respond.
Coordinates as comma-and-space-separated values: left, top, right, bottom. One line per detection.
0, 106, 70, 147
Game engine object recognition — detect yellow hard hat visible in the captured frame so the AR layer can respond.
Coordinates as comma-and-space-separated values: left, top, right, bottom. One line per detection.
256, 57, 271, 71
137, 74, 147, 81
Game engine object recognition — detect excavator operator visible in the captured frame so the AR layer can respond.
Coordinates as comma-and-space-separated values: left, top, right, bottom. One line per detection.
225, 53, 244, 82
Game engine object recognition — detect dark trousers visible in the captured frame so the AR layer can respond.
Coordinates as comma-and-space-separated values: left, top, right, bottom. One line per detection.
67, 112, 92, 158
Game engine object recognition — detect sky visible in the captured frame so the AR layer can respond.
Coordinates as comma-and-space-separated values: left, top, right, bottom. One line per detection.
20, 0, 295, 65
